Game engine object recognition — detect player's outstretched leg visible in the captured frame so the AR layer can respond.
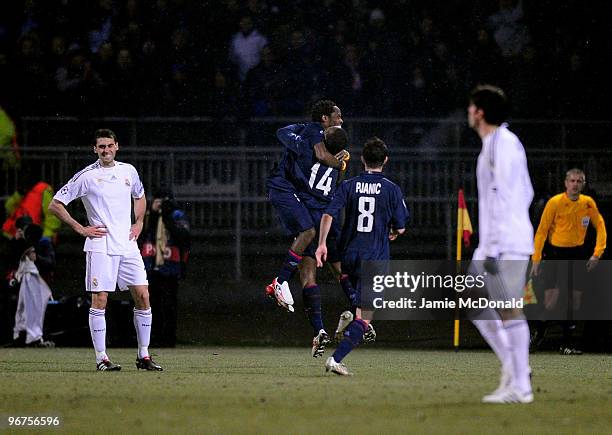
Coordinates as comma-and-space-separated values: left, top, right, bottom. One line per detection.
325, 319, 367, 376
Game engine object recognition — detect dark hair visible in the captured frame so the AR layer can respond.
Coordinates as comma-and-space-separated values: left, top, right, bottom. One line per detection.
362, 137, 388, 168
15, 215, 33, 230
323, 126, 348, 155
311, 99, 337, 123
24, 224, 43, 246
93, 128, 118, 145
469, 85, 508, 125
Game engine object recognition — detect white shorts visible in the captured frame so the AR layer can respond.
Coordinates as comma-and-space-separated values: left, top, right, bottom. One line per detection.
85, 251, 148, 292
470, 250, 529, 301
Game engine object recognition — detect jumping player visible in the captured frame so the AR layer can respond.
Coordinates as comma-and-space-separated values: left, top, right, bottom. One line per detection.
265, 99, 350, 358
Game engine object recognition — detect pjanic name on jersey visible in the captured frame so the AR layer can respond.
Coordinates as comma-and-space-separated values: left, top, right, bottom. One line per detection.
355, 182, 381, 194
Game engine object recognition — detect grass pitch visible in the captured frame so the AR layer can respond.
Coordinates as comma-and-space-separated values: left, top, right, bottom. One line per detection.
0, 346, 610, 434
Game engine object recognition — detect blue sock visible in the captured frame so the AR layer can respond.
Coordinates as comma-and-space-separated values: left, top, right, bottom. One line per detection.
340, 274, 359, 313
332, 319, 367, 363
303, 285, 323, 335
278, 249, 302, 284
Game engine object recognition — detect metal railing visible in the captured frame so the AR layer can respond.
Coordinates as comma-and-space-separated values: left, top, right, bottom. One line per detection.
5, 145, 612, 280
5, 116, 612, 279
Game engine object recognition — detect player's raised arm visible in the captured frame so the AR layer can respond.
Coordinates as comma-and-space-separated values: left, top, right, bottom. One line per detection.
276, 124, 307, 153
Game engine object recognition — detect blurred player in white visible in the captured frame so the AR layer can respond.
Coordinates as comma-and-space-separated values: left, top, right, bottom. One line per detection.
467, 85, 534, 403
49, 129, 162, 371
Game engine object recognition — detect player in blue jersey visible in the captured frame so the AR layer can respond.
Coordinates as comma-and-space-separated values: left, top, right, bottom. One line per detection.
265, 100, 350, 357
315, 137, 408, 375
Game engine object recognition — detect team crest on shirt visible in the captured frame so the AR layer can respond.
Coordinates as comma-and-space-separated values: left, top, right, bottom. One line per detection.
92, 278, 98, 287
582, 216, 590, 227
125, 178, 131, 186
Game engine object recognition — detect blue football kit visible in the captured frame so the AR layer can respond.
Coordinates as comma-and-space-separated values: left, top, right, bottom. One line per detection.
266, 122, 341, 259
325, 172, 409, 294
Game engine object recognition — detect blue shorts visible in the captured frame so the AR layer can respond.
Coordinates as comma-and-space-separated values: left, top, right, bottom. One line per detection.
268, 188, 340, 261
268, 188, 315, 237
302, 207, 341, 262
342, 250, 389, 310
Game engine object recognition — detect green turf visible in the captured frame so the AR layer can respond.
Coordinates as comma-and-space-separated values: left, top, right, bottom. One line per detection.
0, 347, 610, 434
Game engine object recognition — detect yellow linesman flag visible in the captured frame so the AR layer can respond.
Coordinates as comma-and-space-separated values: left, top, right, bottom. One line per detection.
523, 278, 538, 304
457, 189, 473, 247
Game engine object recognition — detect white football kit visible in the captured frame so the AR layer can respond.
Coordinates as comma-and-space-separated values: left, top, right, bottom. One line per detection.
472, 124, 534, 300
54, 160, 148, 292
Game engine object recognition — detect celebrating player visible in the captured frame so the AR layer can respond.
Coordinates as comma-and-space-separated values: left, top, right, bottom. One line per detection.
466, 85, 534, 403
315, 137, 408, 375
48, 129, 162, 371
265, 99, 349, 358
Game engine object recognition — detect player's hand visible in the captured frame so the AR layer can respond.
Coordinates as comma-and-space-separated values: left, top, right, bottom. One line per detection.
80, 225, 107, 238
335, 150, 350, 162
335, 150, 350, 171
483, 256, 499, 275
586, 255, 600, 272
315, 245, 327, 268
130, 220, 143, 241
389, 228, 400, 241
530, 262, 540, 277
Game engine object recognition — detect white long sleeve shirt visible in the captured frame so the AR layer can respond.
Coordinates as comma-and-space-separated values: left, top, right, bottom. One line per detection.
475, 123, 534, 258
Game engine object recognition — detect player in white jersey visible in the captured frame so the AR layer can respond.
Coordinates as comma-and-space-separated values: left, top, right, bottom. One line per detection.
467, 85, 534, 403
48, 129, 162, 371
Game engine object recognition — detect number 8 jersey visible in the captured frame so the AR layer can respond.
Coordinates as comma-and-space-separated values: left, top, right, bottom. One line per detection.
326, 172, 409, 259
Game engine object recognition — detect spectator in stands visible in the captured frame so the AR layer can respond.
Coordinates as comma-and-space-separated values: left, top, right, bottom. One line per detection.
245, 45, 281, 116
139, 189, 190, 347
2, 170, 61, 242
228, 15, 268, 83
487, 0, 531, 60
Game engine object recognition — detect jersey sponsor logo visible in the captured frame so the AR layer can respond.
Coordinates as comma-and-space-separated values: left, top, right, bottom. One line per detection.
582, 216, 590, 227
355, 182, 381, 194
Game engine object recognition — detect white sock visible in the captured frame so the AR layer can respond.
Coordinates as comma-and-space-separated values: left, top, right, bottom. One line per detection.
89, 308, 108, 363
504, 318, 532, 394
472, 313, 513, 376
133, 308, 152, 359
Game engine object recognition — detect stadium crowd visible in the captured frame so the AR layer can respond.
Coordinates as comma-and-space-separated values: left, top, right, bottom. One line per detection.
0, 0, 606, 120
